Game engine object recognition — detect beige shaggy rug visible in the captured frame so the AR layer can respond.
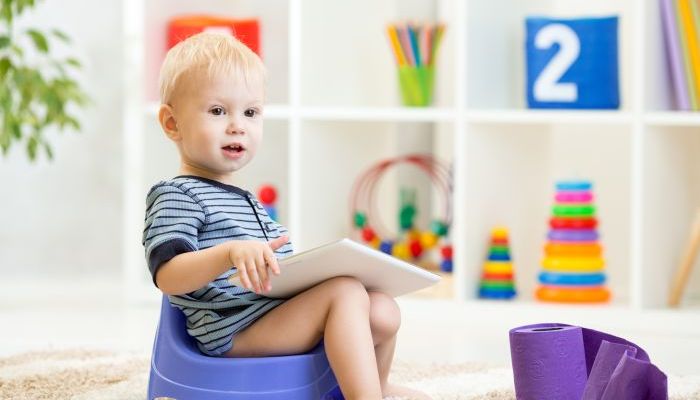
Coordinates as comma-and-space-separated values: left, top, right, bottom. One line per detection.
1, 350, 700, 400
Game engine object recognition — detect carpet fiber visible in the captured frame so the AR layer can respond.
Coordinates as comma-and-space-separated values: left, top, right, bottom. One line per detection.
1, 350, 700, 399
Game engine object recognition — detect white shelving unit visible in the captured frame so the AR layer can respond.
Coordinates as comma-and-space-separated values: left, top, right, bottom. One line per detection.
123, 0, 700, 332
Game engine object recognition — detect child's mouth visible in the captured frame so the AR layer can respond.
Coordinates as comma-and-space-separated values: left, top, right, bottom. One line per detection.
222, 144, 245, 159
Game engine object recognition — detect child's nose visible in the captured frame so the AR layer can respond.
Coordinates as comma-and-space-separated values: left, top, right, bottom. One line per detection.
226, 118, 245, 135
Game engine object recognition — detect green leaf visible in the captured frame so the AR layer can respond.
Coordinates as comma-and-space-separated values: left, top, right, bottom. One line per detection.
0, 35, 9, 48
26, 29, 48, 53
42, 140, 53, 160
0, 58, 11, 79
27, 135, 37, 160
10, 44, 23, 57
10, 119, 21, 138
51, 29, 70, 43
65, 57, 81, 68
1, 0, 13, 24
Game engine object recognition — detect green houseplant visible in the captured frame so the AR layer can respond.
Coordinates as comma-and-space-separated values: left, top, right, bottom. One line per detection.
0, 0, 88, 161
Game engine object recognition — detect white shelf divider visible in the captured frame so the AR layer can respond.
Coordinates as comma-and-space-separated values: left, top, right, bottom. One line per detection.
466, 110, 633, 125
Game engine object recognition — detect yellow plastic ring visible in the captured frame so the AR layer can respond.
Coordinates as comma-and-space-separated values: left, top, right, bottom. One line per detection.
483, 262, 514, 274
541, 257, 605, 272
536, 286, 610, 303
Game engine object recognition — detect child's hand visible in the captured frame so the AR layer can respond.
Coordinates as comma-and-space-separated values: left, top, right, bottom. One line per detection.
227, 236, 288, 294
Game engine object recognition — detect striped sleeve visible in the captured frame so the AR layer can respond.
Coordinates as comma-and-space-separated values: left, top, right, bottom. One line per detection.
142, 184, 206, 286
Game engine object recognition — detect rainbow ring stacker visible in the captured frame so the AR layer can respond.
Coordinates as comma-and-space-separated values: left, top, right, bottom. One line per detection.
542, 257, 605, 272
547, 229, 599, 242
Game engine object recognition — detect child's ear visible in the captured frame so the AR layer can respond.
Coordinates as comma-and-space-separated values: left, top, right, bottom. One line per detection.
158, 104, 181, 141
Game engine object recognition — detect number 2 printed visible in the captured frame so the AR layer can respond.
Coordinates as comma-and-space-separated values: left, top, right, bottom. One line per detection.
533, 23, 580, 102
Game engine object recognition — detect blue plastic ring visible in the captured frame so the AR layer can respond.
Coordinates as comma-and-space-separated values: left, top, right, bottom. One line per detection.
478, 287, 516, 299
488, 253, 511, 261
538, 271, 606, 286
556, 181, 592, 191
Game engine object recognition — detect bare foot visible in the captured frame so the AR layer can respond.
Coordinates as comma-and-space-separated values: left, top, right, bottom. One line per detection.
382, 383, 432, 399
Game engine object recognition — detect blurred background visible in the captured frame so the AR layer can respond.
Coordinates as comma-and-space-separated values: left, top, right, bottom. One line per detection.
2, 0, 700, 377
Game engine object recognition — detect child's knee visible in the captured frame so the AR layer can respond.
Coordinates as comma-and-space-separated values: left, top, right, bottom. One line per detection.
325, 276, 369, 306
368, 292, 401, 339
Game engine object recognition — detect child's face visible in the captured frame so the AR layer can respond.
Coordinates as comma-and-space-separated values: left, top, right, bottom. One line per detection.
168, 68, 264, 180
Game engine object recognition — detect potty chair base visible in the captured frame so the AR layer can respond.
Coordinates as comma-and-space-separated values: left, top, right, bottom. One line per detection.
147, 296, 343, 399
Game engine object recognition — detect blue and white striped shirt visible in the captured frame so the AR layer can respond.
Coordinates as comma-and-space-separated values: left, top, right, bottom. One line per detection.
142, 175, 293, 356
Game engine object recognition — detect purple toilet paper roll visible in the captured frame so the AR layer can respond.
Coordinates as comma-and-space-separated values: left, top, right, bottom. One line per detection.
509, 323, 667, 400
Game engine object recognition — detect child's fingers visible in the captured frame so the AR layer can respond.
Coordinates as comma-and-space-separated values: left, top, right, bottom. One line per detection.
268, 235, 289, 251
255, 254, 270, 292
263, 248, 281, 275
245, 259, 263, 293
237, 263, 252, 291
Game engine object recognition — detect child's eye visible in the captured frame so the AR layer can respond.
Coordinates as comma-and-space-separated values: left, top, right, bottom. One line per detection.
244, 108, 258, 118
209, 106, 225, 116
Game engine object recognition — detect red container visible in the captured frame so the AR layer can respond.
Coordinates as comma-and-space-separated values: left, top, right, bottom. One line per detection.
167, 15, 261, 57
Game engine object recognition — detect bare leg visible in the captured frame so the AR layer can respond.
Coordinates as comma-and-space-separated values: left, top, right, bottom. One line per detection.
368, 292, 432, 400
225, 277, 382, 400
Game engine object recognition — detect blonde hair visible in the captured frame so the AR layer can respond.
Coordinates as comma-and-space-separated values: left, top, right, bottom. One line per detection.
158, 32, 266, 104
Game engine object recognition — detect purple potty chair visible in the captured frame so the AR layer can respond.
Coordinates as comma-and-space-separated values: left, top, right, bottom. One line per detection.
148, 296, 343, 400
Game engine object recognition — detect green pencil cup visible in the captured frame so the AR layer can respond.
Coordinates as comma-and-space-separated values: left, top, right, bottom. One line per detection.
397, 65, 435, 107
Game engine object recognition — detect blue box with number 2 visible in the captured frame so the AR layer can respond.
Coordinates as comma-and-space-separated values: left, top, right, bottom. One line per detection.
525, 16, 619, 109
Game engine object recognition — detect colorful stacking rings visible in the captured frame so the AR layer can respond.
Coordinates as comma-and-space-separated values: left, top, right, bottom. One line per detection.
478, 227, 516, 300
536, 180, 609, 303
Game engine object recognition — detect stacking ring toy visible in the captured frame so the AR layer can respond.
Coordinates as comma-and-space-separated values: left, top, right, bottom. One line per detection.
555, 181, 592, 191
545, 243, 602, 257
552, 205, 596, 217
548, 230, 598, 242
549, 217, 597, 230
483, 262, 514, 274
542, 257, 605, 272
538, 271, 606, 286
555, 191, 594, 203
536, 286, 610, 303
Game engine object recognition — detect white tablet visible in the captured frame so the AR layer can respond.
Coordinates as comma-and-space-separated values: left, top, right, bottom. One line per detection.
228, 238, 441, 299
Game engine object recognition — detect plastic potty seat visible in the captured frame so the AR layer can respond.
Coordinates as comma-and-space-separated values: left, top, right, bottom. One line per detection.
148, 296, 343, 399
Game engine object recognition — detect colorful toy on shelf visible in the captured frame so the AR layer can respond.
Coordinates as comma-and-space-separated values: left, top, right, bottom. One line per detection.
257, 184, 278, 222
478, 226, 516, 299
167, 16, 261, 56
351, 154, 452, 272
385, 22, 445, 107
536, 180, 611, 303
525, 16, 619, 109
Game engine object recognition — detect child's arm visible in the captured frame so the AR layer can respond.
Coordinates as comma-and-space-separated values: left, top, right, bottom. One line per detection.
156, 236, 288, 295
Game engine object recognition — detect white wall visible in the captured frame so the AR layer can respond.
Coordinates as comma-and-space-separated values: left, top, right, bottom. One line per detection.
0, 0, 123, 279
